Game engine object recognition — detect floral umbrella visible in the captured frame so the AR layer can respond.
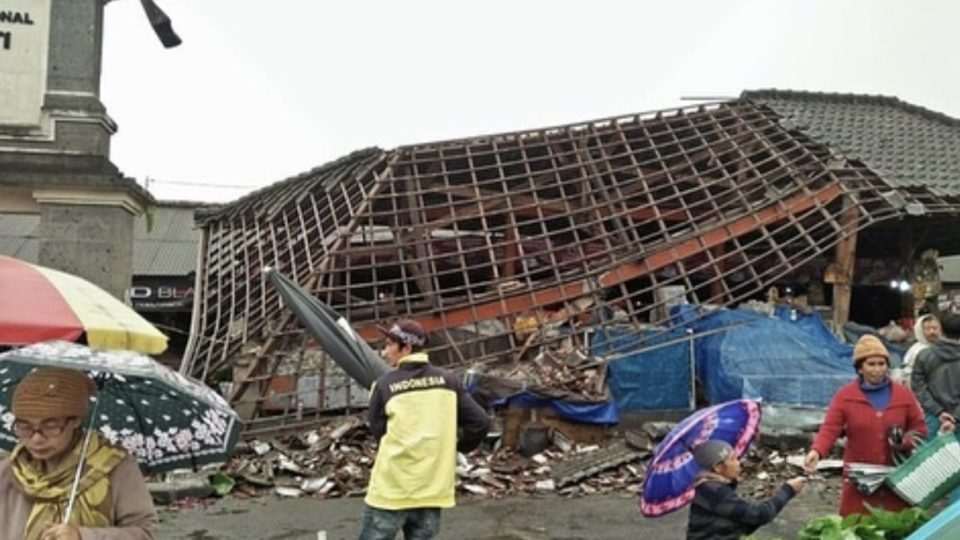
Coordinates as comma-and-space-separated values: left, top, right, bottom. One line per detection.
639, 399, 761, 517
0, 341, 241, 472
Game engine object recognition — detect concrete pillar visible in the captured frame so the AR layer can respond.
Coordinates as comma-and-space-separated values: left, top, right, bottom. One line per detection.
37, 200, 136, 299
0, 0, 153, 299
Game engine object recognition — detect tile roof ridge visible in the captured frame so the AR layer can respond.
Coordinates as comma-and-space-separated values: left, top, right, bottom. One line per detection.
741, 88, 960, 127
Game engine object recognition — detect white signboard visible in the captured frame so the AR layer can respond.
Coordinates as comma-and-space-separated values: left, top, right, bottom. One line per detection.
0, 0, 51, 126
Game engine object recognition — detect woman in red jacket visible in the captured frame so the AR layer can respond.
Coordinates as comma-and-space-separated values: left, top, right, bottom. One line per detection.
803, 334, 927, 516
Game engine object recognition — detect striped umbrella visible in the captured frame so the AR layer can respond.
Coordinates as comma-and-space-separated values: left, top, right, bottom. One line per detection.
0, 255, 168, 354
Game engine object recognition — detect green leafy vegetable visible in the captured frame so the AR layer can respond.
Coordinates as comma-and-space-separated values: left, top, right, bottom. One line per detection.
798, 506, 929, 539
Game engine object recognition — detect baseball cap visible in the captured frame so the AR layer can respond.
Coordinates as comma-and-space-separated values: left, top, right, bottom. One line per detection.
378, 318, 427, 348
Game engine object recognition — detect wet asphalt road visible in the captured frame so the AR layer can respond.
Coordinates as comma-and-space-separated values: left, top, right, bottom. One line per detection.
157, 487, 839, 540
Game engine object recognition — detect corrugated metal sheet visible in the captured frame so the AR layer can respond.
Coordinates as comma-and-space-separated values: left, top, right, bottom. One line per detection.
0, 204, 203, 276
0, 214, 39, 260
132, 205, 202, 276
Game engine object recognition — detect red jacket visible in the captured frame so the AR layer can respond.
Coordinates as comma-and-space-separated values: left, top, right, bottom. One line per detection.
811, 379, 927, 516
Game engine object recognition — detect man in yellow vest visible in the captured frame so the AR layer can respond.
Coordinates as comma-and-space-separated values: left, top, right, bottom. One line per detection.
360, 319, 490, 539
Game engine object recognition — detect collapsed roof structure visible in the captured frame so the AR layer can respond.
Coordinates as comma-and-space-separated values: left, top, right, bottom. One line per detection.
182, 91, 960, 431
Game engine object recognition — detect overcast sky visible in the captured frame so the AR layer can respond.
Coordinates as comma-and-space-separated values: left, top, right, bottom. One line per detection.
100, 0, 960, 203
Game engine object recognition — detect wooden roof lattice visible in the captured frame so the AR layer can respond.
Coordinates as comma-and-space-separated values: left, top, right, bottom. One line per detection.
182, 98, 960, 430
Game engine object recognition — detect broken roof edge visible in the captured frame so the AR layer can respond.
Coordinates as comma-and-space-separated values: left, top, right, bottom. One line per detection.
196, 90, 960, 226
742, 88, 960, 128
194, 147, 386, 225
191, 101, 747, 224
395, 101, 735, 152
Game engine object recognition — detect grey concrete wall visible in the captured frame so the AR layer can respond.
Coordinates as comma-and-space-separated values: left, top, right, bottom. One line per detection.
38, 203, 134, 299
47, 0, 104, 96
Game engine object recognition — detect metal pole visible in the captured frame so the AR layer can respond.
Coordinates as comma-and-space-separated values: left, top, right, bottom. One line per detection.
688, 328, 696, 411
64, 396, 101, 522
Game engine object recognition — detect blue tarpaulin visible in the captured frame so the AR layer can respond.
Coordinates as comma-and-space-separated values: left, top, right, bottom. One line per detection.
596, 327, 693, 411
599, 307, 856, 410
688, 308, 854, 406
494, 392, 619, 425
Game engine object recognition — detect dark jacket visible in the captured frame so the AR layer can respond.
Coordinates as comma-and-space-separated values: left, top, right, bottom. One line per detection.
365, 352, 490, 510
686, 477, 795, 540
912, 339, 960, 419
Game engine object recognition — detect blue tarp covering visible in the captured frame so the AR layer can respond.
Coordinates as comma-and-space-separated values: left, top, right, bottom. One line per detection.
505, 306, 859, 420
600, 307, 856, 410
493, 392, 619, 425
597, 327, 692, 411
689, 308, 854, 406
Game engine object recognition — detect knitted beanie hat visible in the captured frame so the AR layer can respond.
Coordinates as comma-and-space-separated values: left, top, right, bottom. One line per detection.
853, 334, 889, 363
12, 367, 96, 419
691, 440, 734, 470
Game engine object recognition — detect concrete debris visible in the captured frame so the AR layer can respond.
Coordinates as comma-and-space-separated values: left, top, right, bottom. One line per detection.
250, 440, 272, 456
274, 486, 303, 498
535, 479, 556, 491
551, 441, 648, 489
640, 422, 675, 440
462, 484, 489, 496
157, 413, 842, 506
147, 474, 215, 506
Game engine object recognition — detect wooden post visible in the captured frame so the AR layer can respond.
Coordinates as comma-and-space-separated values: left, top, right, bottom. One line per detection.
832, 197, 860, 330
900, 228, 918, 319
709, 244, 726, 301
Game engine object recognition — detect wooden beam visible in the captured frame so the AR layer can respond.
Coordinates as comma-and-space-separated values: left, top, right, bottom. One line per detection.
831, 197, 860, 330
355, 183, 843, 339
709, 244, 726, 300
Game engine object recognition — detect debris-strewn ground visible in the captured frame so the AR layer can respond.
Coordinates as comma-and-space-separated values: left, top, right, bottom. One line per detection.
152, 413, 858, 539
177, 414, 839, 503
155, 483, 844, 540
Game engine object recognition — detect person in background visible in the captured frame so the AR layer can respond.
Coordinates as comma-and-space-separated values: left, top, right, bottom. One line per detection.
0, 367, 157, 540
910, 313, 960, 502
686, 440, 806, 540
912, 313, 960, 437
360, 319, 490, 540
895, 314, 941, 388
804, 335, 927, 516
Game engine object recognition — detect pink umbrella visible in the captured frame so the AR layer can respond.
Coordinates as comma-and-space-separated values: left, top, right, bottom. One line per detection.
640, 399, 761, 517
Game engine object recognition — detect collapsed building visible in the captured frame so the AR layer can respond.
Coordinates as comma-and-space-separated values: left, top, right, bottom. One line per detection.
181, 91, 960, 433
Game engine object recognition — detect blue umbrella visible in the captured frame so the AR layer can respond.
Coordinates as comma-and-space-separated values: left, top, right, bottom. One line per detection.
639, 399, 761, 517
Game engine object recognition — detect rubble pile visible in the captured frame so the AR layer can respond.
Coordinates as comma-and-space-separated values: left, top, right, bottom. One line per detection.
485, 352, 607, 401
192, 415, 835, 503
738, 446, 842, 501
223, 416, 375, 499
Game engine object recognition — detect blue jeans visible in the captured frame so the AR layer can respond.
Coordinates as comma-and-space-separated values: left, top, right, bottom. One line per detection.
924, 412, 960, 503
358, 505, 441, 540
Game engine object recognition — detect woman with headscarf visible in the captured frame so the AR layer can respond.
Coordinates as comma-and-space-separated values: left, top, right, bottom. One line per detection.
0, 367, 157, 540
895, 314, 941, 388
803, 335, 927, 516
